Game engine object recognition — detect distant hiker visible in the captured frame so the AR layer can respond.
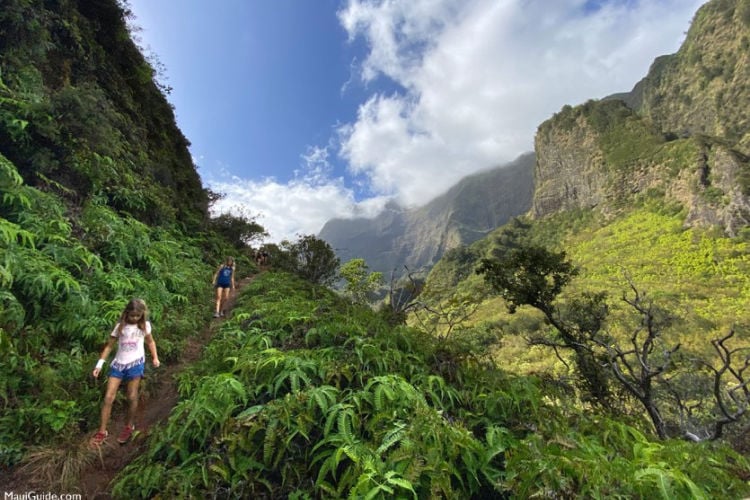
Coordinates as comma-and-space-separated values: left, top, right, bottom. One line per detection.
90, 298, 160, 447
254, 249, 263, 266
260, 249, 269, 266
212, 256, 235, 318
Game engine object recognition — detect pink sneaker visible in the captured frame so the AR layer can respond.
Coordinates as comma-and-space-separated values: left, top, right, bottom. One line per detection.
90, 430, 108, 447
117, 424, 135, 444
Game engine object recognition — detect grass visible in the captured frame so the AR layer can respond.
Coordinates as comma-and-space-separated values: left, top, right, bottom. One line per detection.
15, 441, 100, 491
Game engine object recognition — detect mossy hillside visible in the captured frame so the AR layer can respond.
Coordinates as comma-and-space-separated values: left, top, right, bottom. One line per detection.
633, 0, 750, 154
422, 202, 750, 372
0, 0, 208, 230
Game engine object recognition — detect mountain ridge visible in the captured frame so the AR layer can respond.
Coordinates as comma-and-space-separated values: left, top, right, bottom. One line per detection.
532, 0, 750, 235
321, 0, 750, 277
318, 152, 534, 276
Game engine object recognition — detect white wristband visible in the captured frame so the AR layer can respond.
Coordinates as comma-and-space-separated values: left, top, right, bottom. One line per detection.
95, 359, 105, 370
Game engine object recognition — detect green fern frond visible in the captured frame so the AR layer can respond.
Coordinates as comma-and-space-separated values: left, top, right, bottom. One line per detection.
376, 422, 407, 455
634, 467, 676, 499
0, 260, 14, 288
263, 417, 279, 466
0, 218, 35, 248
236, 404, 265, 421
0, 152, 24, 189
338, 408, 356, 444
307, 385, 339, 414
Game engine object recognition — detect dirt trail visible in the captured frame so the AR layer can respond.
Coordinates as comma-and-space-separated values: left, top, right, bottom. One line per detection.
3, 275, 255, 499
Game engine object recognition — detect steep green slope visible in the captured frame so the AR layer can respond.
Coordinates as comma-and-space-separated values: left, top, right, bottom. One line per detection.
0, 0, 247, 472
627, 0, 750, 154
426, 203, 750, 367
0, 150, 222, 469
0, 0, 208, 229
533, 0, 750, 234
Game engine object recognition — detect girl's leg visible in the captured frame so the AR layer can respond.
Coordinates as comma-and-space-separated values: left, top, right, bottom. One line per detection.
214, 287, 223, 313
221, 287, 231, 313
125, 377, 141, 427
99, 376, 123, 433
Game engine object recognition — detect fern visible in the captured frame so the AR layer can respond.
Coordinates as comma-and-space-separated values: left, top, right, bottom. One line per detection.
365, 375, 425, 414
271, 356, 317, 396
0, 154, 31, 211
421, 374, 462, 411
306, 385, 339, 415
0, 218, 34, 248
263, 416, 280, 466
376, 421, 407, 455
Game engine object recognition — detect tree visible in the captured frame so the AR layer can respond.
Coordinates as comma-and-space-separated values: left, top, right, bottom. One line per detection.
277, 235, 340, 286
595, 284, 750, 441
478, 242, 750, 441
372, 266, 424, 326
209, 210, 267, 249
339, 258, 382, 305
477, 244, 611, 403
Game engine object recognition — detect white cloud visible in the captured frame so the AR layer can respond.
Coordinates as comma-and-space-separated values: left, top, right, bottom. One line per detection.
207, 151, 389, 244
336, 0, 705, 206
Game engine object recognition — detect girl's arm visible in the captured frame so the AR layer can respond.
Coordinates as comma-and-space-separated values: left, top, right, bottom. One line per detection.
92, 337, 117, 378
145, 334, 160, 368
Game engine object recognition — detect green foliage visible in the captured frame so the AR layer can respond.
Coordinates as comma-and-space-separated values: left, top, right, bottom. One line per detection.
0, 0, 208, 230
0, 8, 230, 462
504, 417, 749, 498
478, 245, 578, 314
478, 243, 616, 405
476, 231, 750, 439
111, 272, 750, 498
339, 258, 383, 305
452, 204, 750, 375
0, 155, 222, 463
274, 234, 341, 286
112, 273, 517, 497
208, 210, 268, 250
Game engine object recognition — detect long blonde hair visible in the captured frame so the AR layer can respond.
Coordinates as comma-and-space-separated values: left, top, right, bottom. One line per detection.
116, 298, 148, 336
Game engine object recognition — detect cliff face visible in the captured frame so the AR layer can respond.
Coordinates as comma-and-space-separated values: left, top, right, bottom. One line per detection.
631, 0, 750, 154
0, 0, 208, 228
319, 153, 535, 276
532, 112, 608, 216
532, 0, 750, 235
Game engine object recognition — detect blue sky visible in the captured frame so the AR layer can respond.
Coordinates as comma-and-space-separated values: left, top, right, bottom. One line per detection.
127, 0, 705, 243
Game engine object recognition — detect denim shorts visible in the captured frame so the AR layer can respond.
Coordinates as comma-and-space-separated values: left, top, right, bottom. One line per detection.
109, 362, 145, 381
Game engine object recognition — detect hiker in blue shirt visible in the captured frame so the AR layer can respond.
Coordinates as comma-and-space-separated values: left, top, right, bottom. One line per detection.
212, 257, 235, 318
